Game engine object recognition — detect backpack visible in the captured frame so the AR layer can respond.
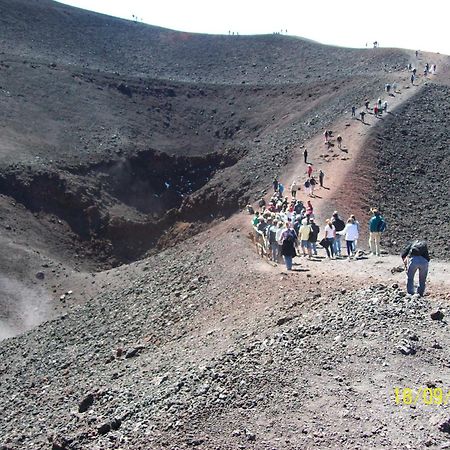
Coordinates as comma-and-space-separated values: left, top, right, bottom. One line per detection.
268, 227, 277, 244
409, 240, 427, 257
333, 217, 345, 232
304, 180, 310, 188
378, 219, 387, 232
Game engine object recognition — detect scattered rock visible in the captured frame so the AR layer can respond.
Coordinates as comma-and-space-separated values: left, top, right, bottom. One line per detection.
277, 316, 293, 326
78, 393, 94, 413
431, 310, 444, 321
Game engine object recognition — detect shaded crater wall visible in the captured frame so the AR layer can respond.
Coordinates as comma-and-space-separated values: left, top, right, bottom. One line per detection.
0, 147, 246, 264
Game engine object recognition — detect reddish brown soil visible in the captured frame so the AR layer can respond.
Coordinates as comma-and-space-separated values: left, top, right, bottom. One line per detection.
1, 1, 450, 449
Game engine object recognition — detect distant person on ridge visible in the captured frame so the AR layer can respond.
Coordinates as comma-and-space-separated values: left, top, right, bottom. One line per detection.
401, 240, 430, 296
303, 148, 308, 164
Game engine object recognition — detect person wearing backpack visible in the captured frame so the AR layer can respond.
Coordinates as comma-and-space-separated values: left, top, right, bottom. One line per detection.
267, 219, 280, 262
401, 240, 430, 296
280, 224, 298, 270
331, 211, 345, 257
368, 208, 385, 256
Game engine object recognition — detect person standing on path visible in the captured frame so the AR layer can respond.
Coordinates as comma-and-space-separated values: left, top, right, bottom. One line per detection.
280, 224, 298, 271
360, 111, 366, 123
309, 176, 317, 197
290, 180, 298, 198
299, 218, 313, 258
323, 219, 336, 258
273, 177, 279, 192
308, 218, 320, 256
401, 240, 430, 296
319, 170, 325, 187
368, 208, 385, 256
324, 130, 329, 142
351, 106, 356, 118
307, 164, 313, 178
303, 148, 308, 164
331, 211, 345, 257
267, 219, 279, 262
337, 135, 342, 149
338, 218, 359, 259
350, 214, 360, 253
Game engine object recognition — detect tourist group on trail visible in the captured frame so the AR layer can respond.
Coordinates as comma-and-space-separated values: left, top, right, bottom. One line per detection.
250, 56, 434, 296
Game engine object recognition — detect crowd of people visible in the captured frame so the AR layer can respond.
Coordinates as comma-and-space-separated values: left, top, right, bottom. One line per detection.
250, 172, 388, 271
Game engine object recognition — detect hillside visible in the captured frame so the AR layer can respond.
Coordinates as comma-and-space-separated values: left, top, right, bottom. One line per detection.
1, 1, 450, 449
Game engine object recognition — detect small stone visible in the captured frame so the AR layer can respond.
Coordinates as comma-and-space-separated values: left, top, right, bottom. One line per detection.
98, 423, 111, 435
244, 429, 256, 441
431, 310, 444, 321
277, 317, 293, 326
78, 393, 94, 413
125, 346, 144, 358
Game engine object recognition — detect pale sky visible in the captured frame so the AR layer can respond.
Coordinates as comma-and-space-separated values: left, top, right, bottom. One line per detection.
57, 0, 449, 55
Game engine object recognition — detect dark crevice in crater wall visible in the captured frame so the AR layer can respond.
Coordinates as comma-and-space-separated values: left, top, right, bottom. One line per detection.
0, 147, 246, 264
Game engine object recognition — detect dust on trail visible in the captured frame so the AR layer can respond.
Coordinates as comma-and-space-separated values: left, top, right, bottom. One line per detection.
0, 275, 52, 340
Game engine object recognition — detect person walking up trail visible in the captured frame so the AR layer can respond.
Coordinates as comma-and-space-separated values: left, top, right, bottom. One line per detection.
368, 208, 386, 256
290, 180, 298, 198
303, 148, 308, 164
319, 170, 324, 187
401, 240, 430, 296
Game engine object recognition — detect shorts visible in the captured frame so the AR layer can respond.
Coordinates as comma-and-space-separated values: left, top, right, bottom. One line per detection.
301, 240, 311, 249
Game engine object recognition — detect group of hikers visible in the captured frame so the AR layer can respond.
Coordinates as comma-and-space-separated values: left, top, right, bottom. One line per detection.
251, 178, 387, 271
250, 186, 430, 296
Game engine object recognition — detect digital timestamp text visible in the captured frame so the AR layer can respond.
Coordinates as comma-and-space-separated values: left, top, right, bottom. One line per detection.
394, 387, 450, 406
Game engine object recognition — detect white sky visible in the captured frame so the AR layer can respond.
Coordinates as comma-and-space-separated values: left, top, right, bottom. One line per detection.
57, 0, 450, 55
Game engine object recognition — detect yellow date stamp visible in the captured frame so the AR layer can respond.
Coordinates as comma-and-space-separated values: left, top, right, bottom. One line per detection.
394, 387, 450, 406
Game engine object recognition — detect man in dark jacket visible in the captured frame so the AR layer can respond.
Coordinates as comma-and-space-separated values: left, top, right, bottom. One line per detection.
401, 240, 430, 296
331, 211, 345, 256
308, 218, 320, 256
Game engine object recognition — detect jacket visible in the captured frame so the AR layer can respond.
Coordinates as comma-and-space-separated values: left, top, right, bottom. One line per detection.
369, 214, 383, 232
401, 240, 430, 262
